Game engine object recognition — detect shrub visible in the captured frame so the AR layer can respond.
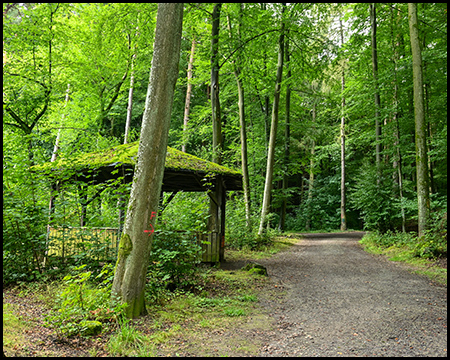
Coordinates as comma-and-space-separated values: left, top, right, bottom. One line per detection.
44, 263, 126, 337
225, 196, 274, 250
350, 163, 413, 232
3, 190, 48, 285
147, 230, 202, 294
285, 174, 341, 232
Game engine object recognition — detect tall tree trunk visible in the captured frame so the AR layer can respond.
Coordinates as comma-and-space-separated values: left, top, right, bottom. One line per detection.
124, 55, 135, 145
50, 84, 70, 161
339, 18, 347, 232
279, 34, 291, 232
111, 3, 183, 318
44, 84, 70, 267
391, 7, 406, 233
211, 4, 222, 164
408, 3, 430, 237
208, 4, 224, 240
305, 102, 316, 232
258, 5, 285, 236
370, 3, 382, 173
227, 7, 251, 230
120, 53, 136, 236
182, 38, 196, 153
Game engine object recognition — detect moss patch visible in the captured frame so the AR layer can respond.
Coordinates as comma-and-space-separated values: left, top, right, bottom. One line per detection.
34, 141, 241, 176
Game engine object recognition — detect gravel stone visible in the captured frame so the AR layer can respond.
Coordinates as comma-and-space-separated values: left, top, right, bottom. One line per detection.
256, 232, 447, 357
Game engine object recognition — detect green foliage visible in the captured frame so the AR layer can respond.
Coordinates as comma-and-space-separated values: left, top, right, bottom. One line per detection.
3, 2, 447, 290
225, 196, 274, 250
108, 319, 155, 357
159, 192, 209, 232
360, 226, 446, 260
147, 230, 203, 296
3, 146, 48, 285
44, 263, 126, 337
286, 174, 341, 232
350, 163, 413, 232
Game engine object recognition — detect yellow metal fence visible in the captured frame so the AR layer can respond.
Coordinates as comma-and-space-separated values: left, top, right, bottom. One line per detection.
47, 227, 221, 263
48, 227, 119, 261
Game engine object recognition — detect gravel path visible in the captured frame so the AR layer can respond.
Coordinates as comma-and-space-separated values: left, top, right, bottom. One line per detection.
256, 232, 447, 357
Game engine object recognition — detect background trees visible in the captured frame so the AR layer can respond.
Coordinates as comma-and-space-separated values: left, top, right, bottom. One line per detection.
3, 3, 447, 285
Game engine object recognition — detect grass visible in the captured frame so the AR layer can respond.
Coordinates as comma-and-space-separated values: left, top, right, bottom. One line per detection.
3, 234, 299, 357
359, 232, 447, 285
124, 264, 277, 356
108, 320, 156, 356
226, 234, 301, 261
3, 303, 29, 351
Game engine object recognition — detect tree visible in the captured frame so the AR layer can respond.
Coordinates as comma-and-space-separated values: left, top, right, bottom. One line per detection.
258, 4, 285, 236
339, 17, 347, 232
370, 3, 382, 173
182, 38, 196, 153
111, 3, 184, 318
408, 3, 430, 237
279, 33, 291, 231
210, 4, 223, 164
3, 3, 63, 162
227, 4, 252, 230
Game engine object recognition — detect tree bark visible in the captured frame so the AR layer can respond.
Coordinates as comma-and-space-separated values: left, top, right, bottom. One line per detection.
124, 55, 135, 145
305, 102, 316, 232
111, 3, 183, 318
390, 7, 406, 233
227, 5, 252, 231
208, 4, 224, 238
279, 34, 291, 232
339, 18, 347, 231
182, 38, 196, 153
370, 4, 382, 172
211, 4, 222, 165
44, 84, 70, 267
408, 3, 430, 237
258, 5, 285, 236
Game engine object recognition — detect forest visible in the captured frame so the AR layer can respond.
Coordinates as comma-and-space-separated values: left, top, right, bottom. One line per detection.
3, 1, 447, 338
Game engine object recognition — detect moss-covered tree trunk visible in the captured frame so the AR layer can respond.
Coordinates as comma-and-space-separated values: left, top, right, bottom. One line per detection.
408, 3, 430, 237
111, 3, 183, 318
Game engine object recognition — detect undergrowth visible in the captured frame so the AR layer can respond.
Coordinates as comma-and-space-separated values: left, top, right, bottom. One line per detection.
359, 230, 447, 285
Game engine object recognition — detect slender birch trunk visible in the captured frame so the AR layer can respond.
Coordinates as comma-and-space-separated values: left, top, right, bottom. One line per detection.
124, 55, 135, 145
227, 6, 252, 230
182, 38, 196, 153
258, 6, 285, 235
44, 83, 70, 267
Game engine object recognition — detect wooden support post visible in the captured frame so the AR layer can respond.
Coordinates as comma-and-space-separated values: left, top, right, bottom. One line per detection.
207, 175, 226, 262
78, 183, 88, 227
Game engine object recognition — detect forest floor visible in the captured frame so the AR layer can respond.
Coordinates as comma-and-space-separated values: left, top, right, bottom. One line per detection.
3, 232, 447, 357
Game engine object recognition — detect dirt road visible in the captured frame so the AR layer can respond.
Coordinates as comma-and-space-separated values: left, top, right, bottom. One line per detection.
256, 232, 447, 357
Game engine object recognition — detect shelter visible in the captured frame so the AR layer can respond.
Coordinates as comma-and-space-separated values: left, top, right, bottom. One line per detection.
35, 141, 243, 262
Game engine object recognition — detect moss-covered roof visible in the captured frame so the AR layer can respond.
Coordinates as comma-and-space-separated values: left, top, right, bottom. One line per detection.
34, 141, 242, 192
